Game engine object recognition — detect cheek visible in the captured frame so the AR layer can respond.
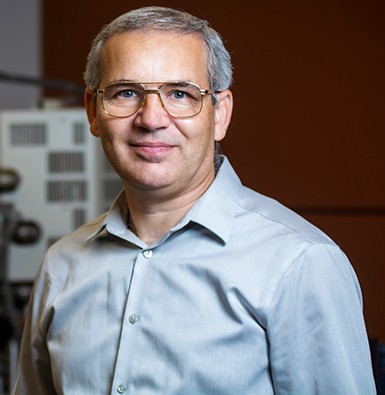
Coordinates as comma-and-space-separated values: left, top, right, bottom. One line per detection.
177, 109, 216, 140
97, 117, 129, 142
195, 114, 216, 146
96, 123, 124, 161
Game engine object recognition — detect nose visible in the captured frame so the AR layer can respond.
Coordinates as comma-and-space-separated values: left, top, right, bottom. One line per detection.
133, 91, 172, 131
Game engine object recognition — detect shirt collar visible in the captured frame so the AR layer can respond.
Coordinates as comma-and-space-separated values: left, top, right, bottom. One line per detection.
184, 156, 242, 244
87, 156, 243, 245
85, 192, 127, 243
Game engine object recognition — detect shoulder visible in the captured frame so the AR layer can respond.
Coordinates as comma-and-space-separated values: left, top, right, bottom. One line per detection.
38, 212, 109, 282
50, 212, 108, 252
215, 157, 333, 248
234, 188, 363, 320
230, 186, 349, 291
237, 186, 334, 246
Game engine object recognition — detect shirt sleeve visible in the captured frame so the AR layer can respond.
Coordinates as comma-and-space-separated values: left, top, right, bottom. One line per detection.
13, 263, 58, 395
266, 243, 376, 395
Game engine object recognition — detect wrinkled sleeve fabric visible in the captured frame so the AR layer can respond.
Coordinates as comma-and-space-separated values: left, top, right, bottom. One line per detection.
266, 243, 376, 394
13, 258, 58, 395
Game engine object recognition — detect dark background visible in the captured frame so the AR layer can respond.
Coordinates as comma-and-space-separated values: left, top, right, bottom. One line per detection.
43, 0, 385, 340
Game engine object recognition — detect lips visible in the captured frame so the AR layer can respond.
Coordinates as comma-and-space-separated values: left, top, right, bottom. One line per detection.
130, 141, 176, 156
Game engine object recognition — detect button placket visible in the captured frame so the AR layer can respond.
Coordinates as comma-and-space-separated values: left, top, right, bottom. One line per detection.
111, 249, 155, 394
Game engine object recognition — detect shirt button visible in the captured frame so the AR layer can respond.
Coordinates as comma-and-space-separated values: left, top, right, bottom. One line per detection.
128, 314, 140, 324
143, 249, 153, 259
117, 382, 128, 394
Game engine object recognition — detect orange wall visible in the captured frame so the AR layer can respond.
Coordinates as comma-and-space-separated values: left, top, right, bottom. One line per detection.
43, 0, 385, 340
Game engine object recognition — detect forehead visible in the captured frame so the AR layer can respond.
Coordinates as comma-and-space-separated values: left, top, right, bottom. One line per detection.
99, 31, 209, 85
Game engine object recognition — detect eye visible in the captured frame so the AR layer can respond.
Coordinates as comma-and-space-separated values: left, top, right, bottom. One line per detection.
104, 84, 143, 101
117, 89, 138, 99
172, 90, 187, 100
163, 83, 201, 102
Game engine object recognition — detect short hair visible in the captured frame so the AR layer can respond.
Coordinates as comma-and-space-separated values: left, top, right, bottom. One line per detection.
83, 6, 233, 92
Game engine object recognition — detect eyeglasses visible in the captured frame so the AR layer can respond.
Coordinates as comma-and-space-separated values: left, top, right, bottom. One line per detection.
96, 81, 217, 119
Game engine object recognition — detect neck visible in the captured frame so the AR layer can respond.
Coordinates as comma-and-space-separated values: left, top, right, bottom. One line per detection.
125, 171, 215, 246
126, 197, 195, 245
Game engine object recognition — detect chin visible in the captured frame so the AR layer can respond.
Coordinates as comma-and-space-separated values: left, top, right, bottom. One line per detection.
127, 172, 176, 192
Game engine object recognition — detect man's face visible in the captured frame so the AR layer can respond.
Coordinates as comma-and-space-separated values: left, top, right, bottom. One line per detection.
86, 31, 232, 200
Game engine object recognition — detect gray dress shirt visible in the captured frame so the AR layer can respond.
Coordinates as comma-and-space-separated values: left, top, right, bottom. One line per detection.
14, 157, 376, 395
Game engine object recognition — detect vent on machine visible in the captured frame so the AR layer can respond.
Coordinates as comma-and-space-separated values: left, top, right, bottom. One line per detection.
10, 122, 47, 146
48, 151, 85, 173
73, 121, 87, 144
73, 208, 87, 228
47, 180, 87, 202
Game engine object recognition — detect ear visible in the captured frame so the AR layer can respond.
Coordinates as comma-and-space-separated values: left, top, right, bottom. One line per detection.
84, 87, 101, 137
214, 89, 233, 142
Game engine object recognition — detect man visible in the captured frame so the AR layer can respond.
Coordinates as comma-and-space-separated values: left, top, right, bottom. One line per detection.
14, 6, 376, 395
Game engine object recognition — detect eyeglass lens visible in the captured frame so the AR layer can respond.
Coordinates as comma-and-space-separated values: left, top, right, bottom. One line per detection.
101, 82, 204, 118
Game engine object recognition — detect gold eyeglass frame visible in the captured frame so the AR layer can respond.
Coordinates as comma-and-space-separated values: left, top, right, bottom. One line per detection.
95, 81, 217, 119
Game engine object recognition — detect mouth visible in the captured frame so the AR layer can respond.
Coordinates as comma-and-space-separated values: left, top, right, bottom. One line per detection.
130, 141, 176, 157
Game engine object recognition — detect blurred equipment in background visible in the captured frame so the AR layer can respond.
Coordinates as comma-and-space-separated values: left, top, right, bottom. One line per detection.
0, 109, 122, 282
0, 109, 121, 394
0, 71, 121, 394
0, 167, 40, 393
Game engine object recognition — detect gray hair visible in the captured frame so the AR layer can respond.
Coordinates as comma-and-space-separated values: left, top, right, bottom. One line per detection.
83, 6, 233, 92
